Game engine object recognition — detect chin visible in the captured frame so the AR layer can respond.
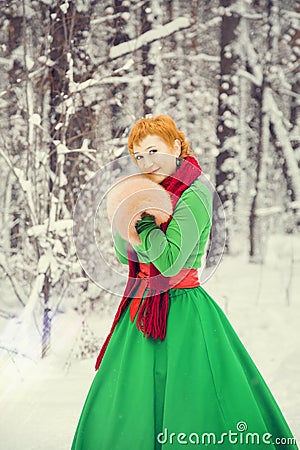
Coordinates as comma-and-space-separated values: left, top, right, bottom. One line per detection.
144, 172, 167, 184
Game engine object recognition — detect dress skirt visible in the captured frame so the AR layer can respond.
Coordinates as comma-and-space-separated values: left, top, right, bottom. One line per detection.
71, 286, 298, 449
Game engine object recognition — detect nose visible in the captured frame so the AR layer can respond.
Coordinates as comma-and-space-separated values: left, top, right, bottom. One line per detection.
141, 155, 154, 171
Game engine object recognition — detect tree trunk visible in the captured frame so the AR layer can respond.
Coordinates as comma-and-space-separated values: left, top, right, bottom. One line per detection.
215, 0, 240, 252
141, 1, 155, 116
41, 273, 51, 358
110, 0, 130, 137
288, 3, 300, 205
249, 80, 269, 261
5, 12, 23, 251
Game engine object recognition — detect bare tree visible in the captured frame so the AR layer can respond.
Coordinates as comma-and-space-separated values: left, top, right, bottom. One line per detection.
215, 0, 240, 252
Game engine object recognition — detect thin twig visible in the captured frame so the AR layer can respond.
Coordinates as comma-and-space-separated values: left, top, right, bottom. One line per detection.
0, 345, 35, 361
0, 261, 26, 307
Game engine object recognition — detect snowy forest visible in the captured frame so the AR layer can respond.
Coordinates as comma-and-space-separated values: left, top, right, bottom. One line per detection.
0, 1, 299, 448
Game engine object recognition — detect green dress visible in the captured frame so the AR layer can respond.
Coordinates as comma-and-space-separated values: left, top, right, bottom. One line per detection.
71, 179, 298, 449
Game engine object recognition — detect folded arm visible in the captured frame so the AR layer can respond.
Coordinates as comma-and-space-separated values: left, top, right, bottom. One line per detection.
134, 181, 212, 277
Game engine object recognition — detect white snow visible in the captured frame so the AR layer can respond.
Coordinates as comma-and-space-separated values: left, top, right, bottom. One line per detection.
0, 234, 299, 449
5, 166, 38, 225
29, 113, 41, 126
25, 55, 34, 71
60, 1, 70, 14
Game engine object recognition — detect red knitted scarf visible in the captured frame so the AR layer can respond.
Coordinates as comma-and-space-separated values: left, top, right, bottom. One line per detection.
95, 156, 202, 370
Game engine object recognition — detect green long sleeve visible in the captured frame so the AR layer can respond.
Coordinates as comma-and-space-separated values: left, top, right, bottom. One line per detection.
114, 231, 129, 265
133, 179, 212, 277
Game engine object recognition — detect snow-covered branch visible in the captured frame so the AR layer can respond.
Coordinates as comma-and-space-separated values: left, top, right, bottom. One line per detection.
265, 87, 300, 200
281, 10, 300, 19
0, 149, 38, 225
17, 251, 51, 328
255, 206, 282, 216
109, 17, 191, 60
237, 68, 262, 87
189, 53, 220, 63
90, 12, 123, 25
238, 21, 263, 86
61, 17, 204, 99
67, 74, 143, 95
228, 2, 263, 20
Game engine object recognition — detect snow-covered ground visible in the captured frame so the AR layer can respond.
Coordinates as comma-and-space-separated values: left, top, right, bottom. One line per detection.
0, 234, 299, 449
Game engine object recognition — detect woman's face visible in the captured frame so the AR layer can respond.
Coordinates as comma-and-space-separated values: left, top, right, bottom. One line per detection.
132, 135, 181, 183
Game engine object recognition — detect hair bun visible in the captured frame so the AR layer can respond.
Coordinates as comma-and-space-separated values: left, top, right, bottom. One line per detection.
107, 175, 173, 245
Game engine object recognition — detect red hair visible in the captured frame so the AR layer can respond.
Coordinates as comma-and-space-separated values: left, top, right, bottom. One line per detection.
127, 115, 194, 158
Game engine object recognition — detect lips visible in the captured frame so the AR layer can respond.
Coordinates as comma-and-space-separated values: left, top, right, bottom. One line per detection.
149, 168, 160, 174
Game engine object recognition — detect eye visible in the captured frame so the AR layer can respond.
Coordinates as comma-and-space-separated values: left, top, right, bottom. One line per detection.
134, 149, 157, 161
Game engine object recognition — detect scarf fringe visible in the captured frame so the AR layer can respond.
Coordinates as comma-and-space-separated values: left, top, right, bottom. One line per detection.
136, 290, 168, 340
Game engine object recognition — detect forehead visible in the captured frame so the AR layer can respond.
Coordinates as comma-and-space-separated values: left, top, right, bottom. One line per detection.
133, 135, 170, 153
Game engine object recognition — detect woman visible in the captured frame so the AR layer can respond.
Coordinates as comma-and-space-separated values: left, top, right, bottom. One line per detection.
71, 115, 298, 449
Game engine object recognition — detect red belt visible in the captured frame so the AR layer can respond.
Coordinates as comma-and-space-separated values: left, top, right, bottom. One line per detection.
129, 263, 200, 323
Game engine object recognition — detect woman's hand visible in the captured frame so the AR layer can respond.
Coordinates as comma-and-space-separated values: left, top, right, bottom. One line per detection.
135, 213, 156, 234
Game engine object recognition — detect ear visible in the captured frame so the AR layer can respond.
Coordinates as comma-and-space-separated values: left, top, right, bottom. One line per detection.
174, 139, 181, 157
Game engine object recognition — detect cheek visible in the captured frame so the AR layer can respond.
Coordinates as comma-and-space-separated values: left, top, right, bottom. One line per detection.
157, 153, 174, 166
162, 155, 177, 171
136, 158, 147, 168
